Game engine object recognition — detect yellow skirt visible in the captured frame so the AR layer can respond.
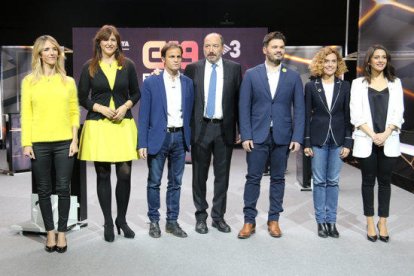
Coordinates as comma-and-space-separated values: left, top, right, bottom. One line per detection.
78, 118, 138, 162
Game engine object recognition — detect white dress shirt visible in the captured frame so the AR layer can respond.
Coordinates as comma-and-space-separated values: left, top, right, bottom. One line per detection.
265, 62, 281, 99
204, 58, 224, 119
265, 62, 281, 127
163, 71, 183, 127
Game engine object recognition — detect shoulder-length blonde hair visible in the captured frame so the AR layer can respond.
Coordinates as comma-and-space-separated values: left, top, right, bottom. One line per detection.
309, 47, 348, 78
88, 25, 125, 77
31, 35, 66, 84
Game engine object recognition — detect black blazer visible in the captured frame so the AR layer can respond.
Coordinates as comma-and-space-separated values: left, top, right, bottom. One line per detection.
184, 58, 242, 146
304, 77, 352, 149
78, 58, 140, 121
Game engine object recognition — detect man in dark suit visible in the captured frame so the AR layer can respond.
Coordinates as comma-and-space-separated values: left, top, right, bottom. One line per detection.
238, 31, 305, 239
138, 42, 194, 238
184, 33, 242, 234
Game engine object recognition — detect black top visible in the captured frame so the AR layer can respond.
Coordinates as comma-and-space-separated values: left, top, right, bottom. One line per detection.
78, 58, 140, 121
368, 87, 389, 133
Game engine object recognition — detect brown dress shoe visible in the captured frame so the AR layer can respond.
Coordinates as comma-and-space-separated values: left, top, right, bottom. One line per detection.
238, 223, 256, 239
267, 221, 282, 238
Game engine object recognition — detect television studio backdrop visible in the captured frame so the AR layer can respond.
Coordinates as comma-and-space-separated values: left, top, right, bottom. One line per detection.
0, 0, 412, 234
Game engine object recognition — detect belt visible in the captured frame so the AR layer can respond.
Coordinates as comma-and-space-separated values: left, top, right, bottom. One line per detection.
203, 117, 223, 123
167, 127, 183, 133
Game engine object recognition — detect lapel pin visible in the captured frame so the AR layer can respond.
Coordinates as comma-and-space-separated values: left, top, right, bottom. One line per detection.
318, 89, 322, 92
282, 68, 287, 73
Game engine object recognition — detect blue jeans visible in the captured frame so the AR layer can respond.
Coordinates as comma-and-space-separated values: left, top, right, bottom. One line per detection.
243, 130, 289, 223
311, 136, 343, 223
147, 131, 186, 222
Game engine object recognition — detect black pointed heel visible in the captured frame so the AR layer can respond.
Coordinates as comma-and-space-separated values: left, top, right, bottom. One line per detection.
377, 223, 389, 243
115, 219, 135, 239
44, 245, 56, 253
366, 225, 377, 242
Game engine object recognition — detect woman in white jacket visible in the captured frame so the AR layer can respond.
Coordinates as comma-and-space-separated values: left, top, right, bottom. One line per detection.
350, 45, 404, 243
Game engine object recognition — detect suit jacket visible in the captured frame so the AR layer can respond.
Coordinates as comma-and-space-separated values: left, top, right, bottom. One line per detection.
184, 58, 242, 145
350, 77, 404, 158
304, 77, 352, 149
138, 72, 194, 155
239, 63, 305, 145
78, 58, 140, 120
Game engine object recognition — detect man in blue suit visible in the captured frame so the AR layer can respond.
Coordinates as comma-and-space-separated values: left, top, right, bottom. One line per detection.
238, 32, 305, 239
138, 42, 194, 238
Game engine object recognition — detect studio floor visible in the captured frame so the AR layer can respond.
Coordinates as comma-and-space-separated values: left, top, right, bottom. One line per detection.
0, 148, 413, 276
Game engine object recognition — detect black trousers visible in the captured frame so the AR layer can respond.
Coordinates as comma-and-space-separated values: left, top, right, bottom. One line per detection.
192, 121, 233, 222
32, 140, 74, 232
358, 145, 397, 217
94, 161, 132, 226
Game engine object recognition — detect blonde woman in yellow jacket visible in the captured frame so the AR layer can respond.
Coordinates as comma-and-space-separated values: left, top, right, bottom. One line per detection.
21, 35, 80, 253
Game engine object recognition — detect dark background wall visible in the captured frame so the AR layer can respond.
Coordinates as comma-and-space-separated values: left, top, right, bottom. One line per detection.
0, 0, 360, 79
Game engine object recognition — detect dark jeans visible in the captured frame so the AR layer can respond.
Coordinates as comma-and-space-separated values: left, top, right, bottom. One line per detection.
358, 145, 397, 217
192, 121, 233, 222
94, 161, 132, 226
243, 130, 289, 223
32, 140, 74, 232
147, 131, 186, 222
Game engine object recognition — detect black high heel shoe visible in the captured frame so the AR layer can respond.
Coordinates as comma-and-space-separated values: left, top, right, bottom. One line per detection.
104, 224, 115, 242
115, 219, 135, 239
56, 238, 67, 253
366, 225, 378, 242
44, 233, 56, 253
44, 244, 56, 253
377, 223, 390, 243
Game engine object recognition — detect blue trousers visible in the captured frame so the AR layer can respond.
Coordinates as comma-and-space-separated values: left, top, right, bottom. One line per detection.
243, 131, 289, 223
311, 137, 343, 223
146, 131, 186, 222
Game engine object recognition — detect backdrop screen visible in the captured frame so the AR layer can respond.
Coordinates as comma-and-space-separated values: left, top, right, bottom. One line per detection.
73, 28, 267, 84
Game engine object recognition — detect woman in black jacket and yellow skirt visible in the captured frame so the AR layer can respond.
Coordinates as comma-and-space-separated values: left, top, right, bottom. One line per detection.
78, 25, 140, 242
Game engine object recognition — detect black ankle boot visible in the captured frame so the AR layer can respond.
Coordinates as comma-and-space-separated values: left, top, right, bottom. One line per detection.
317, 223, 328, 238
104, 224, 115, 242
115, 219, 135, 239
326, 223, 339, 238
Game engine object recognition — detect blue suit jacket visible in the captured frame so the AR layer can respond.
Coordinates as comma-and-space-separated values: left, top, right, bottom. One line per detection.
304, 77, 353, 149
239, 63, 305, 145
138, 72, 194, 155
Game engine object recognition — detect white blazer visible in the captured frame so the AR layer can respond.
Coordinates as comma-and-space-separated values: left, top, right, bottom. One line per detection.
350, 77, 404, 158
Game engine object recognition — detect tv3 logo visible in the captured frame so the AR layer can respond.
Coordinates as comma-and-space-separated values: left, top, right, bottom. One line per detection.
142, 40, 241, 69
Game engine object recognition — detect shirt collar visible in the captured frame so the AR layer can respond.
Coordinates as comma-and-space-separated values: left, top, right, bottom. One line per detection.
206, 58, 223, 68
265, 61, 281, 73
163, 70, 180, 82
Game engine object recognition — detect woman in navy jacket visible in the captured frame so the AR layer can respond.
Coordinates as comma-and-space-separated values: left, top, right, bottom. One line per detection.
304, 47, 352, 238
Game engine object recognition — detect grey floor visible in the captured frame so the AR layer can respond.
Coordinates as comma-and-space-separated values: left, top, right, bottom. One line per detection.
0, 148, 413, 276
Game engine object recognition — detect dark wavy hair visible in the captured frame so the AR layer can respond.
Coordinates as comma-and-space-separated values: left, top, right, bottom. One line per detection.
362, 44, 396, 83
88, 25, 125, 77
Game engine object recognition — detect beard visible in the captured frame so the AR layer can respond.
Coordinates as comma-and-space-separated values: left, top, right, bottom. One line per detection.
266, 53, 283, 65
